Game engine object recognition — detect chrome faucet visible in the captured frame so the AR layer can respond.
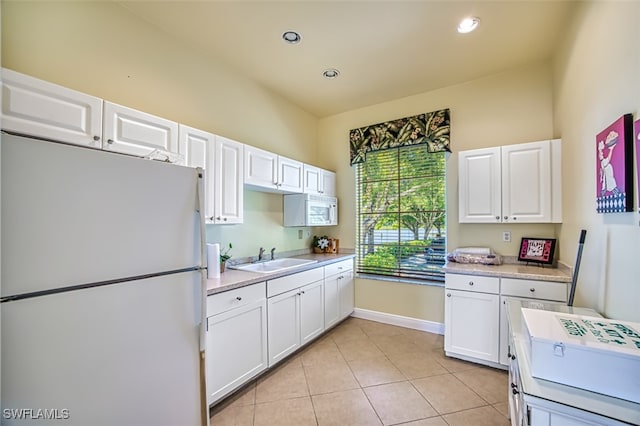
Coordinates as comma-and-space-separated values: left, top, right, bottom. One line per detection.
258, 247, 265, 261
270, 247, 276, 260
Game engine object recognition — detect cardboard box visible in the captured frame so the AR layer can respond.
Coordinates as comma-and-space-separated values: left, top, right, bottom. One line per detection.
521, 308, 640, 403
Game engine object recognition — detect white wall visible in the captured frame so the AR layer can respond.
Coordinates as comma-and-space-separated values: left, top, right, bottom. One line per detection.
553, 1, 640, 321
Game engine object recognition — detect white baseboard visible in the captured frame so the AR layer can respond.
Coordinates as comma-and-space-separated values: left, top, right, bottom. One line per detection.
351, 308, 444, 335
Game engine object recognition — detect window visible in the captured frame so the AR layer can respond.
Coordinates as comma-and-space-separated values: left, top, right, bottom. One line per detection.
356, 145, 446, 282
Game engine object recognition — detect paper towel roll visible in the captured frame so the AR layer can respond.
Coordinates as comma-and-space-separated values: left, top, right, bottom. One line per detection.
207, 243, 220, 279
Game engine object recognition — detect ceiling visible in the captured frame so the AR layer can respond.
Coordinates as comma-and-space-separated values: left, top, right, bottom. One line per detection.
116, 1, 577, 118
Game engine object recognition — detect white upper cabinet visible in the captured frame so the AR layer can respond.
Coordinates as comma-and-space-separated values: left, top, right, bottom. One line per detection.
277, 155, 303, 193
303, 164, 336, 196
458, 139, 561, 223
179, 125, 243, 224
179, 125, 215, 220
103, 101, 180, 162
1, 68, 103, 148
244, 145, 303, 194
214, 136, 244, 224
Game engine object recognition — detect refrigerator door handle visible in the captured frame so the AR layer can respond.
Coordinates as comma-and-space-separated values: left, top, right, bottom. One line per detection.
195, 167, 209, 426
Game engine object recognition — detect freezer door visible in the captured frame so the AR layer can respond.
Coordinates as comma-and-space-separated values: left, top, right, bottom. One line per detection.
1, 134, 201, 297
1, 272, 203, 426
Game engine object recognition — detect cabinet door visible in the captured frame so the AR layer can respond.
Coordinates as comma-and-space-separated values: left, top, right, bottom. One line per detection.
244, 145, 278, 190
179, 125, 215, 221
321, 170, 337, 197
102, 102, 179, 161
206, 298, 268, 404
267, 288, 301, 367
299, 280, 325, 345
458, 147, 502, 223
444, 289, 499, 363
278, 155, 304, 193
339, 270, 355, 320
324, 273, 340, 330
1, 68, 103, 148
501, 140, 551, 223
303, 164, 323, 194
215, 136, 244, 224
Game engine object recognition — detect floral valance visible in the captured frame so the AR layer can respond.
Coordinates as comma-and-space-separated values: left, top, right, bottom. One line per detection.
349, 108, 450, 165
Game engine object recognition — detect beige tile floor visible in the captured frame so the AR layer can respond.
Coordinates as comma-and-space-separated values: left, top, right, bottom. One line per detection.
210, 317, 510, 426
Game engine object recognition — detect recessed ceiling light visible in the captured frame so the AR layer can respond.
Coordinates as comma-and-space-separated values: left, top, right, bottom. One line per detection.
322, 69, 340, 79
282, 31, 301, 44
457, 16, 480, 34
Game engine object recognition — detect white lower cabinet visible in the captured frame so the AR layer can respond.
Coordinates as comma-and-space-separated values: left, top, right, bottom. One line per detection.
267, 268, 325, 367
206, 283, 267, 405
445, 273, 568, 368
445, 286, 500, 363
499, 279, 567, 366
324, 259, 355, 329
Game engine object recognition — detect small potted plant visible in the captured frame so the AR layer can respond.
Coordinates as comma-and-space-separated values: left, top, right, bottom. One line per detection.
220, 243, 232, 272
312, 235, 330, 253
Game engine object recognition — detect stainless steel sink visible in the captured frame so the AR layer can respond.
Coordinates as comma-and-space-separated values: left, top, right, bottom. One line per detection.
230, 258, 317, 274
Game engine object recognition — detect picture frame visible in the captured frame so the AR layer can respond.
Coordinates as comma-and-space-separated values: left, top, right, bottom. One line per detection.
518, 237, 556, 265
596, 114, 634, 213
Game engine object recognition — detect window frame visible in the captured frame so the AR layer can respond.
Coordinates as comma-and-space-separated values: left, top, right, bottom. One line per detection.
355, 146, 447, 284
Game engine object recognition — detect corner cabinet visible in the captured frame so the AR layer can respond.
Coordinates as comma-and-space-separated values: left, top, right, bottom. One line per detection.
303, 164, 337, 197
179, 125, 244, 224
324, 259, 355, 329
458, 139, 561, 223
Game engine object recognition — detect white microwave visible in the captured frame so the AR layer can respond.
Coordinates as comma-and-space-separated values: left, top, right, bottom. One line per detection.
283, 194, 338, 227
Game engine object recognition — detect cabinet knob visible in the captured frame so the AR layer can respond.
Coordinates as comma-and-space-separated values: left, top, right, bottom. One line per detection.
495, 216, 500, 220
513, 216, 517, 221
301, 290, 305, 295
93, 135, 100, 141
209, 216, 215, 221
223, 217, 228, 221
529, 288, 536, 293
216, 216, 221, 220
107, 139, 114, 145
468, 281, 474, 286
503, 216, 508, 220
446, 293, 452, 297
512, 388, 520, 395
511, 354, 516, 360
235, 296, 242, 301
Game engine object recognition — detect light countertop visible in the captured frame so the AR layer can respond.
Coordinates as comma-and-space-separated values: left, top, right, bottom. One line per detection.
206, 253, 355, 296
443, 260, 572, 283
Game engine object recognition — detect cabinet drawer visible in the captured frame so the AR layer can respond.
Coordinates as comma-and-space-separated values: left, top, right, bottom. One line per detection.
501, 278, 567, 301
445, 274, 499, 294
208, 282, 266, 316
324, 259, 354, 277
267, 268, 324, 298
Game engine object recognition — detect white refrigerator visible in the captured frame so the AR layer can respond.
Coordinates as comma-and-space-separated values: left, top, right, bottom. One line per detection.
0, 133, 208, 425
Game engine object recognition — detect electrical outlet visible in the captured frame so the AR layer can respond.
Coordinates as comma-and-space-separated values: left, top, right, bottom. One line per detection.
298, 230, 303, 239
306, 230, 311, 238
502, 231, 511, 242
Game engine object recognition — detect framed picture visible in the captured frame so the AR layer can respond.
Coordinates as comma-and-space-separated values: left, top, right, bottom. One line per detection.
596, 114, 634, 213
518, 237, 556, 265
